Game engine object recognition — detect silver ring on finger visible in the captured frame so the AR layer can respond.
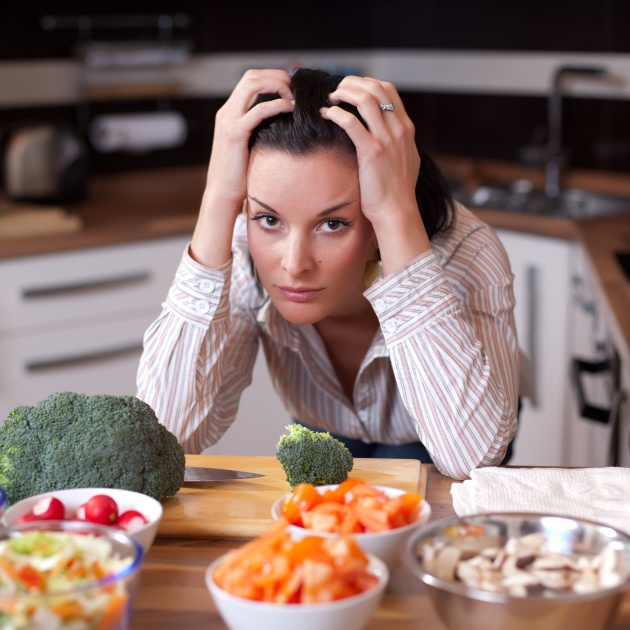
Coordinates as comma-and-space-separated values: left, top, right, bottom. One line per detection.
379, 102, 396, 112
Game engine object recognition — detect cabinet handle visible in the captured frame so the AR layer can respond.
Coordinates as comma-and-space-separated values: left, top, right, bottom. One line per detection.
571, 353, 623, 465
21, 272, 151, 299
25, 343, 144, 373
526, 265, 538, 408
571, 357, 619, 424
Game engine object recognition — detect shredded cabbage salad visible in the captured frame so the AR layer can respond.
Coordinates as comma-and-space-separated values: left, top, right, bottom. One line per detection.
0, 530, 135, 630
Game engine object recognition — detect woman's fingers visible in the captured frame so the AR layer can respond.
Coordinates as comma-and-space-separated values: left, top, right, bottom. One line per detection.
332, 76, 404, 110
319, 74, 421, 234
328, 76, 406, 123
204, 69, 294, 210
241, 96, 295, 128
226, 68, 294, 115
323, 76, 413, 153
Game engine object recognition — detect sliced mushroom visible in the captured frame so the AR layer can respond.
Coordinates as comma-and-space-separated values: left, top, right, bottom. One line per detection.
421, 530, 626, 597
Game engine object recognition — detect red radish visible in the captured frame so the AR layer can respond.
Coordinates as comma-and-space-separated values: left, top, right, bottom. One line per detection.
16, 513, 39, 524
116, 510, 148, 532
75, 503, 87, 520
83, 495, 119, 525
31, 496, 65, 520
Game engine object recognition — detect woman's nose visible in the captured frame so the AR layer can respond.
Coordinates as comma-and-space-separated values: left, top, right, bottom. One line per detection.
281, 234, 314, 276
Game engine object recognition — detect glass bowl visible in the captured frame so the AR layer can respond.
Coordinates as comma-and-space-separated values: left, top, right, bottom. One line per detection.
0, 519, 144, 630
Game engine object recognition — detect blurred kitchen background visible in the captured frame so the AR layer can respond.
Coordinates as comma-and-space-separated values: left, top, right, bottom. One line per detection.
2, 0, 630, 178
1, 1, 629, 467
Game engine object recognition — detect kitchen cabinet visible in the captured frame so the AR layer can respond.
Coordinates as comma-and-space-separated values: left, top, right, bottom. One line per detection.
619, 365, 630, 467
496, 230, 574, 466
565, 246, 628, 467
0, 235, 291, 456
0, 237, 189, 422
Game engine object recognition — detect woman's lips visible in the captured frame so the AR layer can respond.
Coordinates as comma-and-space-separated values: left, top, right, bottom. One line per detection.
278, 286, 323, 302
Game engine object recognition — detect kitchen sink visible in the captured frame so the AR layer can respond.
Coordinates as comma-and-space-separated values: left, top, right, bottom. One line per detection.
453, 181, 630, 219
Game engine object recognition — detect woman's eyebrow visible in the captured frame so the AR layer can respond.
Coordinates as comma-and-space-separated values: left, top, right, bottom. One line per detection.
248, 196, 356, 217
248, 196, 278, 215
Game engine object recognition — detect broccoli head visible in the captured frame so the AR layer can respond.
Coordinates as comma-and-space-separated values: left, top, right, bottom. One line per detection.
276, 424, 353, 489
0, 392, 185, 505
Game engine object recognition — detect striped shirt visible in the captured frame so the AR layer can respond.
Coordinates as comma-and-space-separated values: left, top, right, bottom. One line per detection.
137, 202, 519, 480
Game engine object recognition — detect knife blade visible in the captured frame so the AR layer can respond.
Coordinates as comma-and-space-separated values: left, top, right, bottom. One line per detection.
184, 466, 264, 483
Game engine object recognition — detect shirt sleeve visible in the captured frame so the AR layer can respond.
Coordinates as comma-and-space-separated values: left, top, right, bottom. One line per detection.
136, 244, 260, 453
365, 227, 519, 480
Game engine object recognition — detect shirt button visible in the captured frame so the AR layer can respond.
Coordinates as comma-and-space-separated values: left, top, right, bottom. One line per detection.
195, 299, 210, 314
384, 319, 397, 334
199, 279, 215, 293
374, 299, 386, 315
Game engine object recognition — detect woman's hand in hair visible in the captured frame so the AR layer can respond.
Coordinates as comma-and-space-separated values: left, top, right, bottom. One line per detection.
191, 70, 294, 268
320, 76, 430, 275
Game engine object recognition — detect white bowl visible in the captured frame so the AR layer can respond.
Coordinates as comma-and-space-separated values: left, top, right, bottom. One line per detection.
3, 487, 162, 552
206, 550, 388, 630
271, 484, 431, 570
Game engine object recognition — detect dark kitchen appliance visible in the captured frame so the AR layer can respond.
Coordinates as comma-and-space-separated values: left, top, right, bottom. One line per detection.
0, 122, 89, 204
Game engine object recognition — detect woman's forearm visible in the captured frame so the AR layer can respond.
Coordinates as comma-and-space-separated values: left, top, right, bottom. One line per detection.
370, 208, 431, 277
137, 251, 260, 453
189, 188, 242, 268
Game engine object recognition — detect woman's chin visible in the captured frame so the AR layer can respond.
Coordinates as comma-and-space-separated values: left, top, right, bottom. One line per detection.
272, 301, 326, 326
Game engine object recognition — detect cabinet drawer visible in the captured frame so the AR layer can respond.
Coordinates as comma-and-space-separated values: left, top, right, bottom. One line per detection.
0, 312, 154, 421
0, 237, 188, 334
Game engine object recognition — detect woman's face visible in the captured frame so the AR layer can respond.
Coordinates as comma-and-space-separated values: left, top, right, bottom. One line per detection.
246, 148, 377, 325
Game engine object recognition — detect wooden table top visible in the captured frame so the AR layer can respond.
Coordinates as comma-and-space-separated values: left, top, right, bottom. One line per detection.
128, 465, 630, 629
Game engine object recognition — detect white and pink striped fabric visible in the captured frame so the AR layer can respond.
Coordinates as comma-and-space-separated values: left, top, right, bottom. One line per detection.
137, 203, 518, 480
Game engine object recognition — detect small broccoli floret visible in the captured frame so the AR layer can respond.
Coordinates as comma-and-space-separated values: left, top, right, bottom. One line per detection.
276, 424, 353, 489
0, 392, 185, 505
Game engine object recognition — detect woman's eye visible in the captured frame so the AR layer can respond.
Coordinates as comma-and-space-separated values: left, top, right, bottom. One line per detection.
321, 219, 348, 232
251, 213, 280, 229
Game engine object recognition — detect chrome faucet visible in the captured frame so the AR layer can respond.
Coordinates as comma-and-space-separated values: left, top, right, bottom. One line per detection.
545, 65, 608, 198
520, 65, 609, 202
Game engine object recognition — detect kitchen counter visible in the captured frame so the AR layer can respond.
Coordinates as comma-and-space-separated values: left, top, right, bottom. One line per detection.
130, 463, 630, 629
1, 159, 628, 366
0, 166, 206, 260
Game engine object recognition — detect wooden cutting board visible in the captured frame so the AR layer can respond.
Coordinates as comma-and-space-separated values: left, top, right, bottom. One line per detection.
158, 454, 427, 540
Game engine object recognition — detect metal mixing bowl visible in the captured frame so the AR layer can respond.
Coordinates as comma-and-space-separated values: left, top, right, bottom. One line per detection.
401, 513, 630, 630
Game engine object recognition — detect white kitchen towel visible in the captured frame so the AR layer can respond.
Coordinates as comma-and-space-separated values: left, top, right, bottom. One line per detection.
451, 467, 630, 535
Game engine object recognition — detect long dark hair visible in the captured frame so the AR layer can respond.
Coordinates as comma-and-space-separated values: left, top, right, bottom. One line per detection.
249, 68, 454, 240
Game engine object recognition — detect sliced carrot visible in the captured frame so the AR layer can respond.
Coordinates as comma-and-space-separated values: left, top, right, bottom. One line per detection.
51, 600, 84, 620
286, 536, 328, 564
96, 592, 128, 630
214, 525, 377, 603
0, 559, 20, 581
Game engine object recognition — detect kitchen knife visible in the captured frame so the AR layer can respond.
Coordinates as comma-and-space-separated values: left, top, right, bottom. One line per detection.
184, 466, 264, 483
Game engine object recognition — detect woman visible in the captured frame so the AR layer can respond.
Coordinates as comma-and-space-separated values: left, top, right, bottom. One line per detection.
137, 68, 519, 480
